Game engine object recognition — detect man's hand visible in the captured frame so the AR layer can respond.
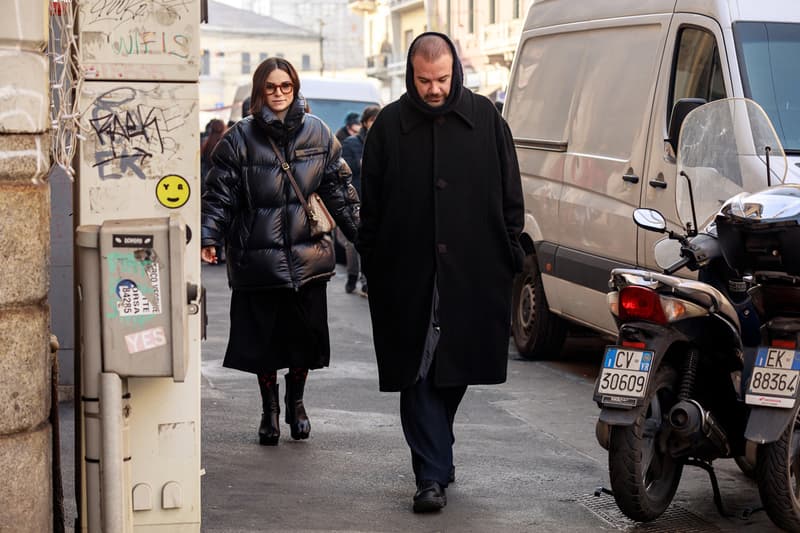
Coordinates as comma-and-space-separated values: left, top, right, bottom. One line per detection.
201, 246, 218, 264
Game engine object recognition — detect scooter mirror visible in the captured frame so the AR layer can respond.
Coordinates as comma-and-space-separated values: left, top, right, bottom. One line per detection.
633, 208, 667, 233
654, 238, 683, 271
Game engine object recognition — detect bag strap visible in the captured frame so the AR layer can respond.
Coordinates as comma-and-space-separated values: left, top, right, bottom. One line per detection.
267, 137, 316, 221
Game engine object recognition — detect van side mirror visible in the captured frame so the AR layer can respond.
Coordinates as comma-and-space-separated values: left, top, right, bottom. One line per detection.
668, 98, 707, 154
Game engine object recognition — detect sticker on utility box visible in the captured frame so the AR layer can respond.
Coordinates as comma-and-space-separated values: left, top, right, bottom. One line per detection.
116, 266, 162, 317
112, 234, 154, 248
125, 326, 167, 354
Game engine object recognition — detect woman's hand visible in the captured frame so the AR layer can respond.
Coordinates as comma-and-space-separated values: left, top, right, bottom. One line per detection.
201, 246, 218, 264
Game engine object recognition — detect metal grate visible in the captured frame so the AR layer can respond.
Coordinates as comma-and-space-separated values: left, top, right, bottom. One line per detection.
578, 493, 721, 532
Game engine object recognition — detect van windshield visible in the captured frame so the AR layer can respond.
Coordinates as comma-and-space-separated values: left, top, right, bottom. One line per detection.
305, 99, 376, 133
734, 22, 800, 153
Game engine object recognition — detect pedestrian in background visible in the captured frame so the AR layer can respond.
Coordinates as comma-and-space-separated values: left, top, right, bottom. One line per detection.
335, 111, 361, 143
200, 118, 226, 184
201, 57, 360, 446
339, 105, 380, 295
357, 32, 524, 513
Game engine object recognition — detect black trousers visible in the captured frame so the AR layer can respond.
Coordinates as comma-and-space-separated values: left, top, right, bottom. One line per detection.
400, 366, 467, 486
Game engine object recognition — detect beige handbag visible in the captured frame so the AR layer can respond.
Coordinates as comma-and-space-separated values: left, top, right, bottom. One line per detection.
268, 138, 336, 238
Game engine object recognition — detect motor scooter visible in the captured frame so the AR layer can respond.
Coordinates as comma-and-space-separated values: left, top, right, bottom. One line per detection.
715, 183, 800, 531
593, 98, 791, 523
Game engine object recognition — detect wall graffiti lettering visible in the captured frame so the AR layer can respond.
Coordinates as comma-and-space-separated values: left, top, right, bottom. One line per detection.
112, 31, 191, 59
86, 0, 191, 30
88, 87, 187, 180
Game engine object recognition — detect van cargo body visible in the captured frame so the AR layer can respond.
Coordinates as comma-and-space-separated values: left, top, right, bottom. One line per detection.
504, 0, 800, 358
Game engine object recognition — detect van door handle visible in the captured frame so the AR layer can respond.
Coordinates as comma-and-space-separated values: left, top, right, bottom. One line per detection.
622, 173, 639, 184
649, 179, 667, 189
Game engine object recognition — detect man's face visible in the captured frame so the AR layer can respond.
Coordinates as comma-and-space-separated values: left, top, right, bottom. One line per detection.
347, 123, 361, 136
412, 53, 453, 108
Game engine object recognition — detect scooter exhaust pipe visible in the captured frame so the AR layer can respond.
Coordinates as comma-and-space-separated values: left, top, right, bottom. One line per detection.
668, 399, 730, 456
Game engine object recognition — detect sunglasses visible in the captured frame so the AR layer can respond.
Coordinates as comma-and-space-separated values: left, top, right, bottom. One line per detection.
265, 82, 294, 95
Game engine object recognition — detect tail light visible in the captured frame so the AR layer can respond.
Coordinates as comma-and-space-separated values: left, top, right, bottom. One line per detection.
609, 285, 708, 324
771, 339, 797, 349
619, 286, 667, 324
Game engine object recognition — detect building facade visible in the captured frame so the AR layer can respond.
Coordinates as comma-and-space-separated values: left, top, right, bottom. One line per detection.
268, 0, 365, 74
351, 0, 534, 101
200, 1, 321, 127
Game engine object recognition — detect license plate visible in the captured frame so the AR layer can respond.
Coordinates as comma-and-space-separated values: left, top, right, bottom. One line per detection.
596, 347, 654, 400
746, 346, 800, 408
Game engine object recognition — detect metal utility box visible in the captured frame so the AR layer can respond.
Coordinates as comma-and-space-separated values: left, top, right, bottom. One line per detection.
78, 215, 191, 381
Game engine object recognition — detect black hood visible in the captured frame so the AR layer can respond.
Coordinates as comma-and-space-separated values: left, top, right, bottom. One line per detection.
404, 32, 464, 117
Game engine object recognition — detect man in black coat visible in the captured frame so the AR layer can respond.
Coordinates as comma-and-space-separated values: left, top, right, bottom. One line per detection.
357, 32, 524, 513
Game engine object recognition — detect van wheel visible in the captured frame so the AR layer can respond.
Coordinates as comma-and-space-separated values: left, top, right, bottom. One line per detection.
511, 254, 567, 360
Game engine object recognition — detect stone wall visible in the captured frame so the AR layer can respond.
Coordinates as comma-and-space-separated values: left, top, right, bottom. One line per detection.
0, 2, 54, 532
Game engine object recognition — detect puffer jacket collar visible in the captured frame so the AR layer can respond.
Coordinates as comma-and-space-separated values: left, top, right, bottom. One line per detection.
253, 93, 307, 143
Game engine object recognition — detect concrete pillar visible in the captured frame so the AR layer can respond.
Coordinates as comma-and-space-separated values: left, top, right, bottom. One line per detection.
0, 1, 53, 532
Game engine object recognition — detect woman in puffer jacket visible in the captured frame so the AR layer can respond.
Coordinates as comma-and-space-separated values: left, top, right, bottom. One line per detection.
201, 57, 359, 446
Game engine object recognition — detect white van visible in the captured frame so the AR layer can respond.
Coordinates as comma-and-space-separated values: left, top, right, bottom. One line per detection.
503, 0, 800, 359
229, 77, 381, 132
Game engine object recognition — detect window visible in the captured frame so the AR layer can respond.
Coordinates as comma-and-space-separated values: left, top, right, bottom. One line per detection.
489, 0, 495, 24
513, 0, 520, 19
259, 52, 268, 63
276, 53, 285, 58
670, 27, 726, 122
241, 52, 251, 74
735, 22, 800, 151
302, 54, 311, 71
405, 29, 414, 52
201, 49, 210, 75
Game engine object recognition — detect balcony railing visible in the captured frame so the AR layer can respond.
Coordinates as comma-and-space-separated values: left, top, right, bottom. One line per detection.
389, 0, 423, 12
366, 53, 390, 78
481, 20, 523, 60
347, 0, 377, 13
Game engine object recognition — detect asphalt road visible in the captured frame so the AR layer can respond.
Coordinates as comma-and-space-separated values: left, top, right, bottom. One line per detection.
60, 263, 783, 532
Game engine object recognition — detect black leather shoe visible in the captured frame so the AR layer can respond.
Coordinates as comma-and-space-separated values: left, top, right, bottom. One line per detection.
345, 275, 358, 294
413, 480, 446, 513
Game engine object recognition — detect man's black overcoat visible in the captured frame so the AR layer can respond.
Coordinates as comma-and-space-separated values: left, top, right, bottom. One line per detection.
358, 86, 524, 392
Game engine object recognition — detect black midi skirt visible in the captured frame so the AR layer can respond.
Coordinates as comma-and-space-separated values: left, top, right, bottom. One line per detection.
222, 281, 331, 374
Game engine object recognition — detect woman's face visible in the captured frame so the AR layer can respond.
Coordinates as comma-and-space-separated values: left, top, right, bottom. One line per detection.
264, 68, 294, 114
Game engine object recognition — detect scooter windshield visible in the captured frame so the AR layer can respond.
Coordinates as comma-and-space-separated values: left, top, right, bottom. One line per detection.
675, 98, 787, 232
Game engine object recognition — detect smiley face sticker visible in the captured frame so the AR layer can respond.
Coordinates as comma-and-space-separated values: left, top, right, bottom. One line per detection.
156, 174, 190, 209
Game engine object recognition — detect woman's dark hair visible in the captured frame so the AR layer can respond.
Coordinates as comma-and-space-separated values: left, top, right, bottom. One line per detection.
201, 119, 226, 158
361, 105, 381, 125
249, 57, 301, 116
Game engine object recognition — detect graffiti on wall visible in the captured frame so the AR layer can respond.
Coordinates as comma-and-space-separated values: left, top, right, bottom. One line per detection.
85, 85, 192, 181
83, 0, 191, 30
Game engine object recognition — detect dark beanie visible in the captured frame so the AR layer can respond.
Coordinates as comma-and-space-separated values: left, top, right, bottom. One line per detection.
345, 112, 360, 127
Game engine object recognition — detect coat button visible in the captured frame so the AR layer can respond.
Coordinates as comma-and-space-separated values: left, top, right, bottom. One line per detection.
437, 243, 448, 254
435, 179, 447, 190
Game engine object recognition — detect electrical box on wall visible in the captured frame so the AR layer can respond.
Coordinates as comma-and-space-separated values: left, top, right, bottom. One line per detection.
78, 0, 200, 81
92, 216, 194, 381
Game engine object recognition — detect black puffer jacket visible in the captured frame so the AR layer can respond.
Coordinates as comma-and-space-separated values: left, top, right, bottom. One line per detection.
201, 95, 359, 290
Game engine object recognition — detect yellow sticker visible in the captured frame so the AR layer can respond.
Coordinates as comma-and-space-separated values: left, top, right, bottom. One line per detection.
156, 174, 190, 209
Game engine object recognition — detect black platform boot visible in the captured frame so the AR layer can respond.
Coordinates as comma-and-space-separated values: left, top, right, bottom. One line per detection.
258, 375, 280, 445
285, 370, 311, 440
